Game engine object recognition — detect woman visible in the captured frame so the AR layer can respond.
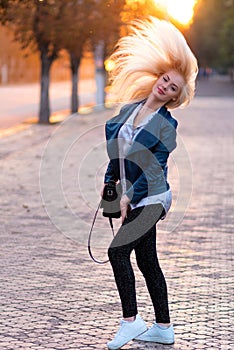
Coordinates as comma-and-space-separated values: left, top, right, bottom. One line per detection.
102, 17, 198, 350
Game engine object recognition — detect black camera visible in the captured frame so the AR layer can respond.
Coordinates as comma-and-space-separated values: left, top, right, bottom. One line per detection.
101, 181, 122, 218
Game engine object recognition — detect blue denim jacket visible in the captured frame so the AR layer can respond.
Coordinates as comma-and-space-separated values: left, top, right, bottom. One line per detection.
104, 101, 178, 205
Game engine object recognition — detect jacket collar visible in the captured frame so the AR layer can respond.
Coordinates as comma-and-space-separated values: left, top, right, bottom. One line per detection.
127, 106, 167, 155
106, 101, 170, 156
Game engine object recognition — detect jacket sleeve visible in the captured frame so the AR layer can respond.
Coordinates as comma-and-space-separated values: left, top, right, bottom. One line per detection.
160, 117, 178, 153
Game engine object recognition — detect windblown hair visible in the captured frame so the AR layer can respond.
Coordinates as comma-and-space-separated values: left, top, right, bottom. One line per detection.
109, 16, 198, 109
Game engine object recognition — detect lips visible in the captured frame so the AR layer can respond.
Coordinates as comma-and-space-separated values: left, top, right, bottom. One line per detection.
157, 87, 165, 95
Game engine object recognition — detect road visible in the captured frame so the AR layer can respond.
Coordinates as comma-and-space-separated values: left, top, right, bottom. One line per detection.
0, 79, 96, 129
0, 89, 233, 349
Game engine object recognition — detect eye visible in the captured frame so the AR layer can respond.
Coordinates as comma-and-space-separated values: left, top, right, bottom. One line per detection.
171, 84, 178, 92
163, 76, 168, 82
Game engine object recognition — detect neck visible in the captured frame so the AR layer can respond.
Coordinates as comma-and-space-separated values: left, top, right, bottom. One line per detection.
144, 94, 165, 111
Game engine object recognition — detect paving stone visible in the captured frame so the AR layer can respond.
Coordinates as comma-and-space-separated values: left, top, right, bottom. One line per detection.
0, 80, 233, 349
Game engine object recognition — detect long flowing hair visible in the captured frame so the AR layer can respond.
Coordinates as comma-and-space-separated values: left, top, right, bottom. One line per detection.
109, 16, 198, 109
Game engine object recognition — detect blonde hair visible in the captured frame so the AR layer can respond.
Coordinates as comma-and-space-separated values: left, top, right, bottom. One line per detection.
109, 16, 198, 109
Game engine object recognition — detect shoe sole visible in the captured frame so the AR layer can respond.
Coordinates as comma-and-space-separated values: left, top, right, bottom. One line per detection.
135, 337, 174, 345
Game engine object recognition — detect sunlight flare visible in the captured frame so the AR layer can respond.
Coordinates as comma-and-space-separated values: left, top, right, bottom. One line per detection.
167, 0, 197, 25
154, 0, 197, 26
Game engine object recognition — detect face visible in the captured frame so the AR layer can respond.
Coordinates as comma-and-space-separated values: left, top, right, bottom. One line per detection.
152, 70, 185, 104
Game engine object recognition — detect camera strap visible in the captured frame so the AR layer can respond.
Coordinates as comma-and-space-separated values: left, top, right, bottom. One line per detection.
87, 200, 115, 264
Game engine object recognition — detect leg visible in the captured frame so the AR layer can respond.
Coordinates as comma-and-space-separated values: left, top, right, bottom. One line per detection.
108, 244, 137, 318
107, 204, 168, 349
108, 207, 145, 318
133, 207, 175, 345
135, 225, 170, 324
108, 204, 165, 319
107, 206, 161, 349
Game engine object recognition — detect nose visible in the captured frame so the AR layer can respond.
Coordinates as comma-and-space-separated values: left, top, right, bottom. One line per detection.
162, 82, 168, 91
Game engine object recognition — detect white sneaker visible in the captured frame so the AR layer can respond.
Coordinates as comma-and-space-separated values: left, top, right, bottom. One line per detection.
135, 323, 174, 345
107, 314, 147, 350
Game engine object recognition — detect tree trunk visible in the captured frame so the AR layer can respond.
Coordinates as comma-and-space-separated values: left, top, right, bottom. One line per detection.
70, 52, 81, 114
94, 41, 106, 109
39, 50, 54, 124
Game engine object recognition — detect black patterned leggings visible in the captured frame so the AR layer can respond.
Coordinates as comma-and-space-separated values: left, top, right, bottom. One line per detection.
108, 204, 170, 323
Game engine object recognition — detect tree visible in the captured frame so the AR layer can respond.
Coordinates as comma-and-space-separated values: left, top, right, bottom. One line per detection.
89, 0, 168, 108
33, 0, 65, 123
0, 0, 64, 123
187, 0, 234, 75
187, 0, 224, 68
218, 0, 234, 76
0, 0, 126, 115
56, 0, 96, 114
122, 0, 165, 25
90, 0, 126, 108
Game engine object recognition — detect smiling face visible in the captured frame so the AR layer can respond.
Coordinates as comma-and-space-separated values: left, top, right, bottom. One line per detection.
152, 70, 185, 105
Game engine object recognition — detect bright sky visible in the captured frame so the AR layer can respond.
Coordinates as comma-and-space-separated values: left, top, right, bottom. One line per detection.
154, 0, 197, 26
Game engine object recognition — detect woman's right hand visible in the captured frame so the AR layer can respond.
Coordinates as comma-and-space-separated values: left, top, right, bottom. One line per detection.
120, 194, 130, 223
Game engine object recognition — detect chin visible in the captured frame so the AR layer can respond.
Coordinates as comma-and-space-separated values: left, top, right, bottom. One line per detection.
153, 92, 165, 102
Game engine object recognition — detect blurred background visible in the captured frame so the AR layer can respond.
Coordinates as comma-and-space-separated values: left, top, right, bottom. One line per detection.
0, 0, 233, 124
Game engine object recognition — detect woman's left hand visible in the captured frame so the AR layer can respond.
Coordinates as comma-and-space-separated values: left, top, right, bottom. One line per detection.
120, 194, 130, 223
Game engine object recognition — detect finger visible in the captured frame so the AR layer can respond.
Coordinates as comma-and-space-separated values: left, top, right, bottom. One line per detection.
121, 207, 128, 223
121, 208, 125, 222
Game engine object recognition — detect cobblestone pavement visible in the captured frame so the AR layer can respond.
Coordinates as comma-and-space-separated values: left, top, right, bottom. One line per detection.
0, 79, 233, 349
